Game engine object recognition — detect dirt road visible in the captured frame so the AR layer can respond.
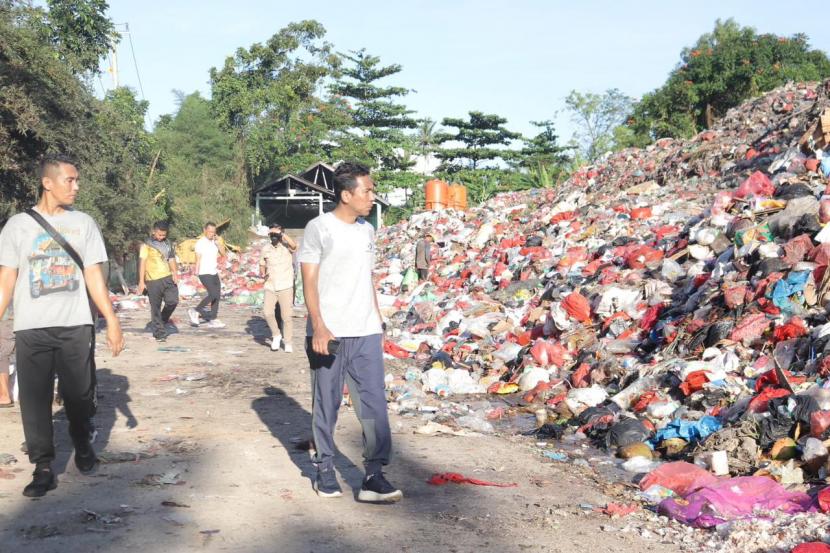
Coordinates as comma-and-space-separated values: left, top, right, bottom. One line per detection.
0, 301, 682, 553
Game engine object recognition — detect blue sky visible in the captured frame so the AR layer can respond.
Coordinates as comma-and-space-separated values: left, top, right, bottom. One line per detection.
101, 0, 830, 140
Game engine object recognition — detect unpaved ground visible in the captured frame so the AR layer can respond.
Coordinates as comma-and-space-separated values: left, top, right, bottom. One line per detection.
0, 301, 682, 553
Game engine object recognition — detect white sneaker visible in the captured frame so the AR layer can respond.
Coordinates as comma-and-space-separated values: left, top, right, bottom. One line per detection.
283, 344, 293, 353
187, 308, 200, 326
271, 337, 282, 351
207, 319, 226, 329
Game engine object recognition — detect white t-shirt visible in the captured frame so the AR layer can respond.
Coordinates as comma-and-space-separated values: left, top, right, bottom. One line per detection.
0, 208, 107, 331
298, 212, 382, 338
194, 236, 219, 275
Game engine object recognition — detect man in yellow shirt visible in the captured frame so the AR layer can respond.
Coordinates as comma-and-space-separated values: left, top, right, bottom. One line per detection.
137, 221, 178, 342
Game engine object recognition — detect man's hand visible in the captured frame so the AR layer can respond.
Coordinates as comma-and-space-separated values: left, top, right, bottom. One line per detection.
106, 317, 125, 357
137, 282, 145, 295
312, 323, 336, 356
171, 273, 178, 284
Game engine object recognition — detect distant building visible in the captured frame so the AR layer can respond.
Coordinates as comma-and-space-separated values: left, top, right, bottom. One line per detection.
253, 162, 389, 229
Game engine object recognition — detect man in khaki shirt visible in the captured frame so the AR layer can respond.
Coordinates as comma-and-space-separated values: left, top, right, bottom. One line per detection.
259, 223, 298, 352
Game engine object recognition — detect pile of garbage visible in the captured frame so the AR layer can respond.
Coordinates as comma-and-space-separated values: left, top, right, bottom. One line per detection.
376, 80, 830, 534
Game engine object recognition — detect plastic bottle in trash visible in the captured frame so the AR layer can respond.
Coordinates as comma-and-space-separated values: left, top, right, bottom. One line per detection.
611, 374, 660, 410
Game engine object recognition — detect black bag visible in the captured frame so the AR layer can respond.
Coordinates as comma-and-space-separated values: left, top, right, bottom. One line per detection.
25, 209, 98, 322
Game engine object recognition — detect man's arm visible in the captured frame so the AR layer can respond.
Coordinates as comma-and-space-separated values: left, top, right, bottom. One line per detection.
0, 266, 18, 321
168, 258, 178, 283
217, 239, 227, 257
137, 256, 147, 294
84, 264, 125, 357
194, 252, 202, 275
301, 262, 334, 355
282, 234, 298, 253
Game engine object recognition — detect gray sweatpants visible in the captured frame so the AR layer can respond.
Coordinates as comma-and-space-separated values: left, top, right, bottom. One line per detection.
306, 334, 391, 474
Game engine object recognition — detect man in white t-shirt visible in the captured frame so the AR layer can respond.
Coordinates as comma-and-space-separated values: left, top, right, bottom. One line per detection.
299, 161, 401, 503
188, 222, 226, 329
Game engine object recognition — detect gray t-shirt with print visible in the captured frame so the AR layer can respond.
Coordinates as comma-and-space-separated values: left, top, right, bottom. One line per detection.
0, 208, 107, 332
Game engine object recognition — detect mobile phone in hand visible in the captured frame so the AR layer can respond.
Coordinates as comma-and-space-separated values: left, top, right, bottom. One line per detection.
327, 339, 341, 356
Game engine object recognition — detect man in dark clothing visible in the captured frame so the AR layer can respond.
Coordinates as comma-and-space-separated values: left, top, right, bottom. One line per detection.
0, 155, 125, 497
414, 234, 433, 281
137, 221, 179, 342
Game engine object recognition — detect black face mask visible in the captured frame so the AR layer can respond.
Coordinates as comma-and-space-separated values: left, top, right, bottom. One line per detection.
270, 233, 282, 245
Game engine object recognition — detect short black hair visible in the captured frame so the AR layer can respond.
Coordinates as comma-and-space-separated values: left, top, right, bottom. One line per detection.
334, 162, 371, 203
269, 223, 283, 230
204, 222, 216, 230
152, 220, 170, 232
39, 154, 78, 180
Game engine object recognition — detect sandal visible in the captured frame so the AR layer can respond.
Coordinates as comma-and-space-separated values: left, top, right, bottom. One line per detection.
0, 402, 14, 408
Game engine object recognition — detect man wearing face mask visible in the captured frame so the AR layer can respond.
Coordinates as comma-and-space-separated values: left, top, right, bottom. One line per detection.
259, 223, 298, 352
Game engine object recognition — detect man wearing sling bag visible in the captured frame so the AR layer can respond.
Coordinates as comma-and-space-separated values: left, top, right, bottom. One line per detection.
0, 155, 125, 498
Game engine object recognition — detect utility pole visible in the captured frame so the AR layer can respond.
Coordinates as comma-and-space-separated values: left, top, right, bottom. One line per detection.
109, 39, 119, 88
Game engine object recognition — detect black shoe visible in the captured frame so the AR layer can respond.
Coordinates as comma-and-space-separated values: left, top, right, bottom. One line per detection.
313, 468, 342, 498
23, 466, 56, 498
154, 333, 167, 342
74, 440, 98, 474
358, 471, 402, 503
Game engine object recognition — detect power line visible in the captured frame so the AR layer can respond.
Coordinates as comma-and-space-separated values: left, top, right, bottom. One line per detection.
124, 23, 146, 101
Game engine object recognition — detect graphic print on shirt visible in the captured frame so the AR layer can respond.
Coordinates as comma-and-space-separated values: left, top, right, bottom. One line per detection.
28, 232, 79, 298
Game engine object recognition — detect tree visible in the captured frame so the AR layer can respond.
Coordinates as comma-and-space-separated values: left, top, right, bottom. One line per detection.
565, 89, 634, 162
517, 119, 572, 179
416, 118, 438, 159
44, 0, 116, 74
209, 20, 341, 184
628, 19, 830, 140
329, 49, 418, 190
435, 111, 520, 172
152, 92, 252, 245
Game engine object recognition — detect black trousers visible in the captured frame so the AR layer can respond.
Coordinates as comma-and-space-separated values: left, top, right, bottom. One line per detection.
147, 276, 178, 335
15, 326, 96, 466
197, 274, 221, 321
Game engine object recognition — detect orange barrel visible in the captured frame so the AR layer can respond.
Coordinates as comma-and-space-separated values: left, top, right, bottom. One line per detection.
448, 183, 462, 209
448, 182, 467, 210
425, 179, 449, 210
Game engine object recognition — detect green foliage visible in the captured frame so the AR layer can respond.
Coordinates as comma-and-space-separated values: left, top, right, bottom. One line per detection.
436, 111, 520, 172
330, 49, 417, 191
416, 118, 438, 162
45, 0, 116, 74
628, 19, 830, 140
209, 20, 342, 184
565, 88, 635, 162
152, 92, 251, 245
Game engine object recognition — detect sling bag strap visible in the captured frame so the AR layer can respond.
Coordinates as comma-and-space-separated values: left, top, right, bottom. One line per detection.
24, 208, 97, 321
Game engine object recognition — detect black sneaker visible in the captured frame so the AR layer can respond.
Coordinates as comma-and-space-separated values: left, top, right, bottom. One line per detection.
154, 332, 167, 342
23, 466, 56, 498
313, 468, 342, 498
74, 439, 98, 474
358, 471, 403, 503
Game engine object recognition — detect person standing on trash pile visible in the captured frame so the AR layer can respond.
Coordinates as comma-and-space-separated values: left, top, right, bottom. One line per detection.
188, 222, 226, 329
0, 155, 125, 498
138, 220, 179, 342
299, 161, 402, 503
259, 223, 298, 352
414, 234, 434, 281
0, 312, 14, 407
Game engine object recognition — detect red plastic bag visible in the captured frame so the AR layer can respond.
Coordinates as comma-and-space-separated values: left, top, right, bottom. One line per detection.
630, 207, 653, 220
811, 411, 830, 438
748, 387, 791, 413
783, 234, 815, 265
793, 544, 830, 553
383, 341, 411, 359
562, 292, 591, 323
729, 313, 771, 344
529, 339, 567, 367
639, 461, 718, 497
679, 370, 710, 396
624, 245, 664, 269
773, 317, 808, 343
735, 171, 774, 199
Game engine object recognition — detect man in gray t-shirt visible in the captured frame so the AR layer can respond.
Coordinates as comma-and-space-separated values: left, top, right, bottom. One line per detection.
0, 155, 125, 498
299, 161, 402, 503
